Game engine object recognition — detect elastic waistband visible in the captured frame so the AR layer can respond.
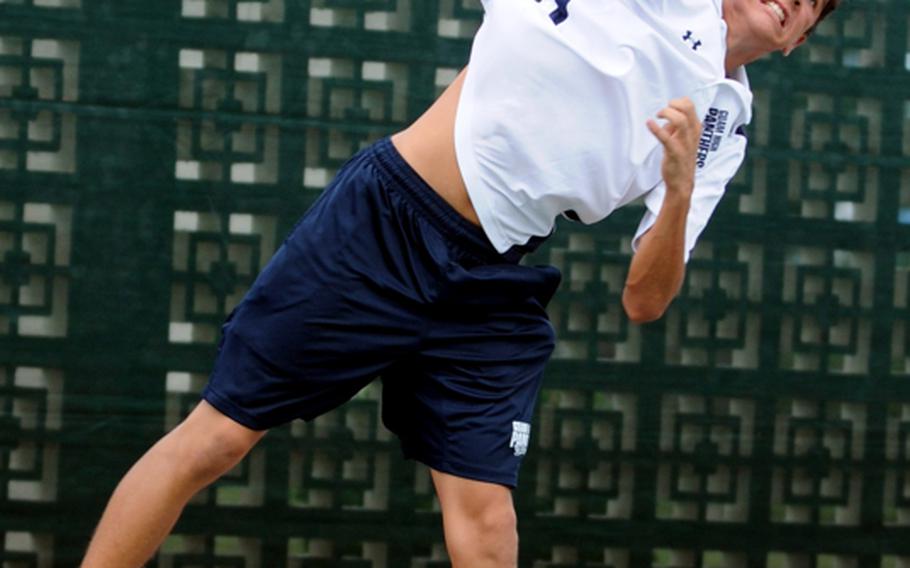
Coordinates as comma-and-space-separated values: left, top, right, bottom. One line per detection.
369, 137, 525, 265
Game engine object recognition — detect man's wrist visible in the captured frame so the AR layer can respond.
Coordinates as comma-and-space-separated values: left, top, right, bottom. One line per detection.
664, 183, 694, 205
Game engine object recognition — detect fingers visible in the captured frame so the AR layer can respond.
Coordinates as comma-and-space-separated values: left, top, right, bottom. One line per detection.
656, 101, 697, 132
655, 106, 687, 133
656, 106, 686, 122
646, 119, 671, 144
667, 97, 697, 119
648, 97, 702, 148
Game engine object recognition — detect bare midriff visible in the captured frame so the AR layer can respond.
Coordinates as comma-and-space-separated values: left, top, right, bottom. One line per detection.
390, 69, 481, 227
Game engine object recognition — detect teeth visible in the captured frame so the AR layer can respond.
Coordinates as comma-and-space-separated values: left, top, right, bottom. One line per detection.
763, 0, 786, 24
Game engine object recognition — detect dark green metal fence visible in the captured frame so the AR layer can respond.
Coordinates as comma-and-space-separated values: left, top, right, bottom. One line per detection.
1, 0, 908, 566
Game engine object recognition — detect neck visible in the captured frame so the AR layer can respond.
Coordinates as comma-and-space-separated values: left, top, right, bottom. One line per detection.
724, 39, 762, 76
722, 0, 768, 75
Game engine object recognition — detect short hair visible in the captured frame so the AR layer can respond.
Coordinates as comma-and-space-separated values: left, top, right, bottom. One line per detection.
810, 0, 841, 34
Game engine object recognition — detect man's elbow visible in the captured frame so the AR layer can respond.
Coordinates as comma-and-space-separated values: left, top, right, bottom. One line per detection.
621, 289, 668, 324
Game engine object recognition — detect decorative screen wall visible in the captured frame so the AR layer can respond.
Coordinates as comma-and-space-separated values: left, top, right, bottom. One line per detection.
2, 1, 908, 566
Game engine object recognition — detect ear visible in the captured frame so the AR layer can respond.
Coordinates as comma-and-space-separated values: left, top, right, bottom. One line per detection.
782, 34, 808, 57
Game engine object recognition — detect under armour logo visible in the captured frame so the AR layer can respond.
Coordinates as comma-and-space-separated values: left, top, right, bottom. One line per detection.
682, 30, 702, 51
535, 0, 571, 25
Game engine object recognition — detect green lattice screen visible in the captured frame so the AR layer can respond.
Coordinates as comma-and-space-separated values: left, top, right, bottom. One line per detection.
1, 0, 908, 566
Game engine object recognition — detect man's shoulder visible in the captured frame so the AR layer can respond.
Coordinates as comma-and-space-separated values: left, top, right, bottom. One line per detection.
632, 0, 729, 75
641, 0, 724, 29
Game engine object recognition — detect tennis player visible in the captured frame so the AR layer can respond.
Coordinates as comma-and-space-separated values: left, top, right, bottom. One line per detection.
82, 0, 839, 566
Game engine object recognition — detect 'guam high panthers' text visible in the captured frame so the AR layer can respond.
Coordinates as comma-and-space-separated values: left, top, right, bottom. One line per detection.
696, 107, 729, 169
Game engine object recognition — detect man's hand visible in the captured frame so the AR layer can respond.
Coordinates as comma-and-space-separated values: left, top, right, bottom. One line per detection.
646, 97, 702, 198
621, 97, 702, 324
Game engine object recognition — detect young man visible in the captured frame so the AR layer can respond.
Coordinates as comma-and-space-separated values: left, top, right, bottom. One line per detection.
82, 0, 839, 566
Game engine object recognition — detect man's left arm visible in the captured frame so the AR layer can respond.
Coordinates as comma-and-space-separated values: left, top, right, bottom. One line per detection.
622, 185, 692, 324
623, 99, 747, 323
622, 98, 700, 323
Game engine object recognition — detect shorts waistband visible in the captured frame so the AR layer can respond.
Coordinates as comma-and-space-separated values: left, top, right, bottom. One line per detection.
370, 137, 524, 265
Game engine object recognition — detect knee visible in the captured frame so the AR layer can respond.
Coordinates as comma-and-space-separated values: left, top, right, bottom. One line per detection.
474, 502, 517, 540
447, 499, 517, 565
162, 409, 262, 484
183, 429, 252, 481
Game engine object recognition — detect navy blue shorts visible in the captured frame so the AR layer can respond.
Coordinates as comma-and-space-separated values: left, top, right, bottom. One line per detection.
202, 138, 561, 487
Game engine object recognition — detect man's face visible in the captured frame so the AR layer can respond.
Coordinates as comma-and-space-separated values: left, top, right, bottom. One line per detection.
727, 0, 830, 55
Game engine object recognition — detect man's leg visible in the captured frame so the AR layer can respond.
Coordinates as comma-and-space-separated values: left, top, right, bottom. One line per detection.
431, 469, 518, 568
81, 400, 265, 568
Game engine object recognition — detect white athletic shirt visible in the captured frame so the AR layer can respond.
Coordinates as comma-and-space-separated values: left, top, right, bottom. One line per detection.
454, 0, 753, 261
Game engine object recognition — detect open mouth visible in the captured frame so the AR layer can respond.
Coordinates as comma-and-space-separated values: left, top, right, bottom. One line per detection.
761, 0, 787, 27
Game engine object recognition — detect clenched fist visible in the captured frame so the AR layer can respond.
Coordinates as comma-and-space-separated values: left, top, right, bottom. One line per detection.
646, 97, 702, 199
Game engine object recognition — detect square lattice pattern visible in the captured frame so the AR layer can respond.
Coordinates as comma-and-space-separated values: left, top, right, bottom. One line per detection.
4, 0, 910, 566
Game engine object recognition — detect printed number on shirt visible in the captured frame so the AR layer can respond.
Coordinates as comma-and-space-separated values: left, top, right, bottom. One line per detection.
536, 0, 571, 25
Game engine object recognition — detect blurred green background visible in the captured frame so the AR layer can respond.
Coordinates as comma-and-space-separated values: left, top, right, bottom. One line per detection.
1, 0, 908, 566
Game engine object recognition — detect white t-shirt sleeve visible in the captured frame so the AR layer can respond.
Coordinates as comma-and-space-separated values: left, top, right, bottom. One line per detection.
632, 130, 747, 263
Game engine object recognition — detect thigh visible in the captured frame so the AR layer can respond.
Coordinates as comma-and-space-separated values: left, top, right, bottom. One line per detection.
431, 468, 515, 524
382, 263, 561, 488
203, 149, 432, 430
